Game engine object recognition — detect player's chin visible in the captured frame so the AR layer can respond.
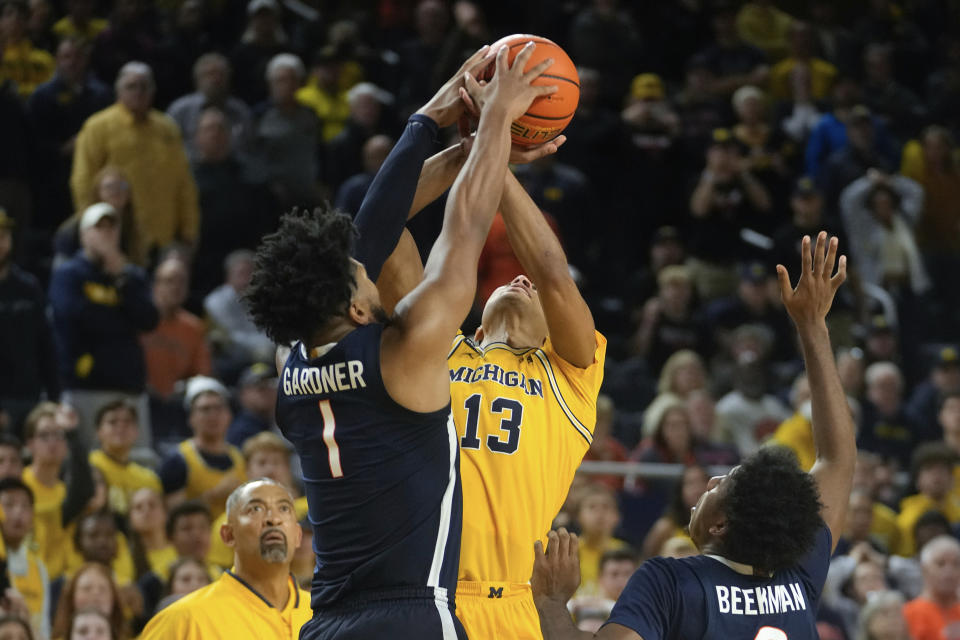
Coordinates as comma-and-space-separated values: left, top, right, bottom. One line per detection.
260, 543, 289, 563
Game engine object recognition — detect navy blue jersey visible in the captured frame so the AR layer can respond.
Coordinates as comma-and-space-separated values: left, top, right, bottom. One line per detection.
276, 324, 462, 611
607, 526, 832, 640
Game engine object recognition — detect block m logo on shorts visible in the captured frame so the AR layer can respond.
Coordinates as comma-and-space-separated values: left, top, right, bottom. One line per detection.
488, 586, 503, 599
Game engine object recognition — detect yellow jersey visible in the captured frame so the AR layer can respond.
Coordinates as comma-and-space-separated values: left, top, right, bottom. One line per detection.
22, 466, 67, 579
89, 450, 163, 516
146, 545, 179, 581
450, 331, 606, 584
64, 529, 135, 586
208, 495, 309, 569
139, 572, 312, 640
178, 440, 246, 520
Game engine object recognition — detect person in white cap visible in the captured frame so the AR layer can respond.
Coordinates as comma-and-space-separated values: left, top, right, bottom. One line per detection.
48, 202, 158, 455
158, 376, 245, 521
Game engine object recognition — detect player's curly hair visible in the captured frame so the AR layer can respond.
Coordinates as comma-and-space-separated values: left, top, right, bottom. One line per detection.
718, 447, 824, 574
244, 206, 358, 345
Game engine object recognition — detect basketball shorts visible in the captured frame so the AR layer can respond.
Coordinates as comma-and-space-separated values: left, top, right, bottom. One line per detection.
456, 581, 542, 640
299, 586, 468, 640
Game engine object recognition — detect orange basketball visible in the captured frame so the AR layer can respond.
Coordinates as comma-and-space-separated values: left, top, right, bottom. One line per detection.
479, 34, 580, 146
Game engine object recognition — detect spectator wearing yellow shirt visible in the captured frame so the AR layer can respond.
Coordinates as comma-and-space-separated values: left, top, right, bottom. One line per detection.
897, 443, 960, 557
209, 433, 307, 569
128, 488, 177, 581
0, 0, 54, 99
140, 479, 311, 639
769, 22, 837, 102
89, 400, 161, 516
70, 61, 200, 265
21, 402, 94, 580
51, 0, 106, 44
0, 478, 50, 639
575, 484, 629, 597
159, 377, 245, 520
167, 501, 221, 579
296, 46, 351, 142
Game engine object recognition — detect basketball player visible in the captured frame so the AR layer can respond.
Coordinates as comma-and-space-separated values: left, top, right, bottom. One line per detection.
532, 233, 855, 640
244, 44, 556, 639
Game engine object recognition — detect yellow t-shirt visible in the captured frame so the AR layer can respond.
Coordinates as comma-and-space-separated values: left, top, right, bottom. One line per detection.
147, 545, 179, 581
0, 40, 54, 99
178, 440, 246, 521
871, 502, 901, 555
22, 467, 67, 579
450, 332, 606, 585
208, 496, 309, 570
50, 16, 108, 43
139, 572, 312, 640
89, 450, 163, 516
896, 493, 960, 556
768, 412, 816, 471
577, 537, 628, 596
64, 528, 135, 586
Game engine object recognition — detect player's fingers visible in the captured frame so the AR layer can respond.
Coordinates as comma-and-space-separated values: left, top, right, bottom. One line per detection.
813, 231, 826, 277
568, 532, 579, 558
801, 235, 812, 276
495, 44, 511, 74
545, 529, 558, 555
533, 539, 545, 562
556, 527, 570, 560
511, 41, 536, 74
776, 264, 793, 300
523, 57, 555, 82
824, 236, 838, 280
459, 87, 479, 118
831, 255, 848, 289
460, 44, 491, 75
532, 84, 559, 97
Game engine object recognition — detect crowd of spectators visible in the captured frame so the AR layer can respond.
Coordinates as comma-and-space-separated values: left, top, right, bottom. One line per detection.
1, 0, 960, 637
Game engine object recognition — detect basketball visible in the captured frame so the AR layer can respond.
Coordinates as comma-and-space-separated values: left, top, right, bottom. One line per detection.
479, 34, 580, 146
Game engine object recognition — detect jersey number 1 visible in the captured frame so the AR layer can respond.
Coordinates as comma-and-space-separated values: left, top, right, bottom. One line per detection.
459, 394, 523, 455
317, 400, 344, 478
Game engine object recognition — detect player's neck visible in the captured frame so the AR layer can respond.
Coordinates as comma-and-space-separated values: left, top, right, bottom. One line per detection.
309, 318, 358, 351
479, 315, 540, 351
233, 560, 291, 610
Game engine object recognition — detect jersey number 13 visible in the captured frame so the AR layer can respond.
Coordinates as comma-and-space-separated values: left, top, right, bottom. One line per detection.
459, 394, 523, 455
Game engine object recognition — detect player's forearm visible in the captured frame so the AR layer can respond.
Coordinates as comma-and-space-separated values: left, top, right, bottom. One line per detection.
535, 597, 595, 640
499, 171, 569, 285
445, 106, 511, 246
797, 323, 855, 467
409, 143, 466, 220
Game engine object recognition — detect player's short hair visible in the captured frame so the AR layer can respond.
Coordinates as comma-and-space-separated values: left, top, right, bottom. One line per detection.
244, 206, 358, 345
242, 431, 291, 462
94, 399, 137, 428
718, 447, 823, 574
166, 501, 212, 538
598, 547, 639, 574
0, 477, 33, 505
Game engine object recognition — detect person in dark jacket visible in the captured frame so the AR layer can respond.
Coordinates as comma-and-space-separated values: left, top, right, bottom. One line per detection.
48, 202, 158, 462
0, 208, 60, 436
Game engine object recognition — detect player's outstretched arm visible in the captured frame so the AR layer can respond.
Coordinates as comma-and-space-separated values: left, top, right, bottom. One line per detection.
381, 43, 557, 412
532, 529, 641, 640
499, 170, 596, 367
776, 232, 855, 551
352, 45, 494, 282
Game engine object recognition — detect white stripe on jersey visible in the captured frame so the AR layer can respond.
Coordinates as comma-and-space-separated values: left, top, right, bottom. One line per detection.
427, 411, 458, 588
434, 587, 458, 639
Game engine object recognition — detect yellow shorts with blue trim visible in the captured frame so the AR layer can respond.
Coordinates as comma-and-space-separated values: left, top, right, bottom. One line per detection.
456, 581, 542, 640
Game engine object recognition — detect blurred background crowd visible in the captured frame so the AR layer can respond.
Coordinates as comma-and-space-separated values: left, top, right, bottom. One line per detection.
1, 0, 960, 637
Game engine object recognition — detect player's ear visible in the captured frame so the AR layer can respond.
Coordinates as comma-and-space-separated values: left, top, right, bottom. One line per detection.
220, 522, 236, 548
347, 299, 369, 326
708, 518, 727, 538
473, 327, 484, 342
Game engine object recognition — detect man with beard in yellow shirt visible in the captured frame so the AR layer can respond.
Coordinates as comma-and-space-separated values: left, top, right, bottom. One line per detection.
140, 479, 310, 639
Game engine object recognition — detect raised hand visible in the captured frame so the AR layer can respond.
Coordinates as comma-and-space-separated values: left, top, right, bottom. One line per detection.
465, 43, 557, 122
532, 528, 581, 605
417, 45, 495, 128
776, 232, 847, 329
